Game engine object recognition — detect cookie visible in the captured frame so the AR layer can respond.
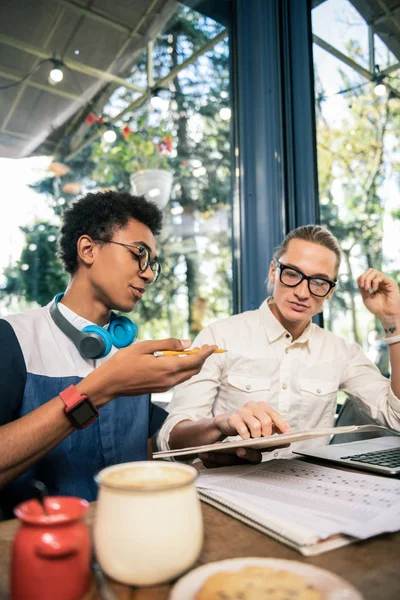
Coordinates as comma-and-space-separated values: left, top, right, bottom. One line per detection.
195, 565, 324, 600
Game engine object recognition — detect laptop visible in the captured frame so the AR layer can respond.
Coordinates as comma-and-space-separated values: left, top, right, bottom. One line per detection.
293, 435, 400, 476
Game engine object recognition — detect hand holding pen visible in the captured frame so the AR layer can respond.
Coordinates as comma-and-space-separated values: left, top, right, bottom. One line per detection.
84, 339, 218, 402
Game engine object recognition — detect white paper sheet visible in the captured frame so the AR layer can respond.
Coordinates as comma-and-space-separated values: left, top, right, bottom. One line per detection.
197, 458, 400, 540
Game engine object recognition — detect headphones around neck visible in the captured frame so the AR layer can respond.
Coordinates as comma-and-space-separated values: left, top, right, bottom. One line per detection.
50, 293, 138, 359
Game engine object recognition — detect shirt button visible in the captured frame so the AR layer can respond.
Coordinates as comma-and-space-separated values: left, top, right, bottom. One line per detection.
274, 451, 279, 458
285, 333, 290, 339
285, 348, 289, 354
282, 384, 287, 390
246, 384, 251, 390
317, 389, 321, 394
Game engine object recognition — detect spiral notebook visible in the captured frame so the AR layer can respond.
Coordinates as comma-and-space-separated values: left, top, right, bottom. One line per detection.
196, 458, 400, 556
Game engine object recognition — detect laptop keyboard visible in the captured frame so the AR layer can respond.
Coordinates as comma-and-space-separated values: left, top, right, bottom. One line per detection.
340, 447, 400, 469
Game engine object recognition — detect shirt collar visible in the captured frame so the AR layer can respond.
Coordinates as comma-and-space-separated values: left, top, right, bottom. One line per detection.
259, 297, 313, 348
48, 298, 111, 332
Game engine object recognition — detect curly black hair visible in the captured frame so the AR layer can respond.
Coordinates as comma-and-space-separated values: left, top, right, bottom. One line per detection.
59, 190, 163, 274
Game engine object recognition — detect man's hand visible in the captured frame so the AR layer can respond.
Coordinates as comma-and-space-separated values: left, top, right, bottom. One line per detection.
84, 339, 217, 406
357, 269, 400, 319
213, 401, 291, 440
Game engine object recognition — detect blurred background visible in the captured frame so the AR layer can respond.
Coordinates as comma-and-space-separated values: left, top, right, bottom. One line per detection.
0, 0, 399, 385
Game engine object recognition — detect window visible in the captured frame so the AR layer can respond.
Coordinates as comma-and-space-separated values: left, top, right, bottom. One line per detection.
312, 0, 400, 377
0, 3, 234, 346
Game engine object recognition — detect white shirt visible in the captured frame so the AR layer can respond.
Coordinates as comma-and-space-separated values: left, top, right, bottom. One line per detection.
157, 299, 400, 453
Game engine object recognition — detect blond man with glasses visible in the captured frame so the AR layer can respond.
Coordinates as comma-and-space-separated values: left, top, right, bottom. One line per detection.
158, 225, 400, 467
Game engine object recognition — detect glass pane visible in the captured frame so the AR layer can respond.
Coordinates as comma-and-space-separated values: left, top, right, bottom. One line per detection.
312, 0, 369, 68
312, 0, 400, 379
0, 3, 233, 340
0, 3, 233, 404
101, 4, 233, 340
374, 34, 399, 72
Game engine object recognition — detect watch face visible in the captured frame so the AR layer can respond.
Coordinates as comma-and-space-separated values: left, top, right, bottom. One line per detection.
68, 399, 98, 428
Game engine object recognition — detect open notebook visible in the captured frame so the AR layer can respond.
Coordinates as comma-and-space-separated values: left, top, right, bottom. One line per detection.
153, 424, 385, 459
196, 458, 400, 556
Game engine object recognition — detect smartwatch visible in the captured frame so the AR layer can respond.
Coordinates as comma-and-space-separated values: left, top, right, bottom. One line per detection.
59, 385, 99, 429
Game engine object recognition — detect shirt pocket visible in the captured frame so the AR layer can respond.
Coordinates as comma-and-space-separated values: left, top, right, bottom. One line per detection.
298, 378, 338, 425
299, 378, 338, 397
225, 374, 272, 406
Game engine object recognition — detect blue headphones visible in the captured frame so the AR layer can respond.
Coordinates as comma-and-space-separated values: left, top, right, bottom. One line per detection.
50, 293, 138, 359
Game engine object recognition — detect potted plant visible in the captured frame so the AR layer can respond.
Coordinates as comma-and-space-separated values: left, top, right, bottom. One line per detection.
92, 117, 173, 209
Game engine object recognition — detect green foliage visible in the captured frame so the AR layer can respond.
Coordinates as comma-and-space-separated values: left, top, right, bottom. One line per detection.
0, 222, 68, 307
317, 62, 400, 343
2, 6, 233, 335
91, 117, 172, 191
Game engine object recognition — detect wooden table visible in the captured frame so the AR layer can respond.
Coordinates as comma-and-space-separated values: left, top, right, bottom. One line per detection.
1, 501, 400, 600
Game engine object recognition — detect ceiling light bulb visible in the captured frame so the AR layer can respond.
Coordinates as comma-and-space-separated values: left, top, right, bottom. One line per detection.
374, 82, 386, 97
103, 129, 117, 143
49, 68, 64, 83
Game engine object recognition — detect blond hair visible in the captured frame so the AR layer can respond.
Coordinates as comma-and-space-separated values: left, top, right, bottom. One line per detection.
273, 225, 341, 277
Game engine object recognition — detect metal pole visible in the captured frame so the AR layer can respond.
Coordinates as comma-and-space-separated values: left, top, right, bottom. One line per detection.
147, 41, 154, 89
313, 34, 373, 80
368, 25, 376, 75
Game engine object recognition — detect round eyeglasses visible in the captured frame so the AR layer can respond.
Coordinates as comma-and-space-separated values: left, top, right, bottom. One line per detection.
108, 241, 161, 282
276, 261, 336, 297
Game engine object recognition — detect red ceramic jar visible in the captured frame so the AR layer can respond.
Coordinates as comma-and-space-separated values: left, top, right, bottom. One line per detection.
11, 496, 91, 600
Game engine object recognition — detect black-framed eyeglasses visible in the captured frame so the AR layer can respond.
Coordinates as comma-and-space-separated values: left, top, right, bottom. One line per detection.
108, 241, 161, 282
275, 261, 336, 297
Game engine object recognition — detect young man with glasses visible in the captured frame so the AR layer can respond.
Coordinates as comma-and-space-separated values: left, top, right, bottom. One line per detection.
0, 191, 216, 517
158, 225, 400, 466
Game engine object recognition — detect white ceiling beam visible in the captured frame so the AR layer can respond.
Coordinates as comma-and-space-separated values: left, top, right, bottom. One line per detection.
0, 33, 146, 93
381, 62, 400, 76
1, 5, 66, 130
54, 0, 142, 37
0, 128, 56, 147
0, 68, 80, 100
313, 34, 373, 80
65, 28, 228, 161
373, 0, 400, 38
370, 3, 400, 26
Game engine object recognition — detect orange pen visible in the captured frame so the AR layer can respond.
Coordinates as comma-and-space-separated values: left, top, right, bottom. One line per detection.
153, 348, 227, 357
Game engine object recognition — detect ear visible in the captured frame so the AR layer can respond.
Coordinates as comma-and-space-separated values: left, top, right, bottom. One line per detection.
76, 235, 96, 266
269, 260, 277, 285
326, 285, 336, 301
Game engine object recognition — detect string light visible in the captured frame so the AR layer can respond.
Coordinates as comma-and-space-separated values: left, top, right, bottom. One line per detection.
48, 59, 64, 85
318, 76, 400, 102
374, 78, 386, 97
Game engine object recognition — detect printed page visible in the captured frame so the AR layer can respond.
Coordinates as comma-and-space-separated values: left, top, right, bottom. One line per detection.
197, 458, 400, 540
209, 489, 339, 539
201, 489, 328, 545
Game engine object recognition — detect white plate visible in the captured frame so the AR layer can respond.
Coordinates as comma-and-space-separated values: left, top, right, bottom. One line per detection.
169, 557, 363, 600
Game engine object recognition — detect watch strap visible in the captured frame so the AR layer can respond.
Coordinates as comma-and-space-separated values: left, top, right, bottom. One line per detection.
59, 385, 98, 429
59, 385, 88, 409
